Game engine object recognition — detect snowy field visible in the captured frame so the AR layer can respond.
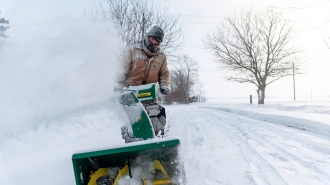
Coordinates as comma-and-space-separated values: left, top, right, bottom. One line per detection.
1, 10, 329, 185
1, 99, 330, 185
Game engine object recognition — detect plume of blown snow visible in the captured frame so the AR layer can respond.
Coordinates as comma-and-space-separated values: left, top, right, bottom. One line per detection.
0, 17, 122, 140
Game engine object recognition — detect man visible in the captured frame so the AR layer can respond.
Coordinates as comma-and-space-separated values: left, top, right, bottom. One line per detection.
121, 26, 171, 95
120, 26, 170, 139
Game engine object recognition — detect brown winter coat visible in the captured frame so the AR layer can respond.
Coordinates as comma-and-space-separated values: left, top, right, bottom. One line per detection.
122, 43, 170, 87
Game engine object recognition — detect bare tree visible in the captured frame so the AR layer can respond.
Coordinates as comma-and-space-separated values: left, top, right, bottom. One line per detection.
205, 8, 300, 104
0, 11, 9, 39
284, 1, 330, 50
89, 0, 183, 59
165, 55, 198, 104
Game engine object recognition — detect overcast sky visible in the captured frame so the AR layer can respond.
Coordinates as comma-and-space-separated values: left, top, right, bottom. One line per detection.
1, 0, 330, 101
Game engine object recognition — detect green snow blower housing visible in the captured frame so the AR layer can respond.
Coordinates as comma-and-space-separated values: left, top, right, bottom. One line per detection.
134, 83, 159, 103
72, 83, 185, 185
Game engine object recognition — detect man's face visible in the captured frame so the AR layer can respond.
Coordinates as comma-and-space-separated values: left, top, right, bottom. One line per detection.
148, 37, 159, 45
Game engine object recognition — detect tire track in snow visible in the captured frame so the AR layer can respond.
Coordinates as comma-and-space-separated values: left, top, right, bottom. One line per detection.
248, 123, 330, 179
168, 106, 259, 184
168, 105, 330, 185
241, 118, 330, 184
200, 107, 330, 185
198, 108, 288, 185
167, 106, 211, 184
207, 107, 330, 179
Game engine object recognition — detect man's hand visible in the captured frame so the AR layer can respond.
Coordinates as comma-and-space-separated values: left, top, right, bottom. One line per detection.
160, 86, 171, 95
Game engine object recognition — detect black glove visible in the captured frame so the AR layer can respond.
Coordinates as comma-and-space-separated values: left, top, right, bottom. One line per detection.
160, 86, 171, 95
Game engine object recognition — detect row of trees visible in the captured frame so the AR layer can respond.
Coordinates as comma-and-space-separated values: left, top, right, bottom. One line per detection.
90, 0, 205, 104
164, 55, 200, 104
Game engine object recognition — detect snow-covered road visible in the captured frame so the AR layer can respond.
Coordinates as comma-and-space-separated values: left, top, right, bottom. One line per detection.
1, 101, 330, 185
168, 104, 330, 185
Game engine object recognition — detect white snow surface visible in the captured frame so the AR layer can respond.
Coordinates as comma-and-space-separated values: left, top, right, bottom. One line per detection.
1, 99, 330, 184
1, 17, 330, 185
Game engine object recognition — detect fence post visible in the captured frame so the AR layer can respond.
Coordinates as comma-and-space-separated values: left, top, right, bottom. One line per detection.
250, 95, 252, 104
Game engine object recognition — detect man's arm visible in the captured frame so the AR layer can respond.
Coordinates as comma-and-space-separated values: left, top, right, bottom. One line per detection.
159, 56, 171, 95
159, 57, 170, 87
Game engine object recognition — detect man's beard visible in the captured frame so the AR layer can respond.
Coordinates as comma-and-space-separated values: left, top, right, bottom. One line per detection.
144, 38, 159, 53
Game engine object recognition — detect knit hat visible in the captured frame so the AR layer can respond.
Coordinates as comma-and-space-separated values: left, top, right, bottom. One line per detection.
146, 26, 164, 42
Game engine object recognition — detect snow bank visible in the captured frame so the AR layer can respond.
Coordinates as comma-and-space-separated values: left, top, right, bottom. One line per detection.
201, 104, 330, 137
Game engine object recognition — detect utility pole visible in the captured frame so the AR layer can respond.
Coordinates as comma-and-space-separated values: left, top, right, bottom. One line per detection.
311, 91, 313, 101
293, 62, 296, 101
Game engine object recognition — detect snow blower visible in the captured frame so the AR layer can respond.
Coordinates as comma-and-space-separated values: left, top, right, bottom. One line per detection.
72, 83, 185, 185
